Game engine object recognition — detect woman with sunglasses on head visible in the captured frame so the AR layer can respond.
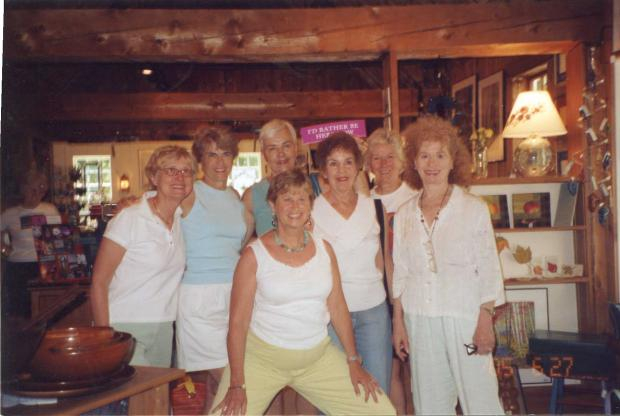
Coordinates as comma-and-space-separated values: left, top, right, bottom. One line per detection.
391, 115, 505, 415
90, 145, 194, 368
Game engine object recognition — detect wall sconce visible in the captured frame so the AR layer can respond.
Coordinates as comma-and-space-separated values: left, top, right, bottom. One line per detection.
503, 90, 567, 177
119, 174, 130, 192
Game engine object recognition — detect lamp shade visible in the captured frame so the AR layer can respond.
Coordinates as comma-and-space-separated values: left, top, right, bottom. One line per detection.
502, 91, 567, 138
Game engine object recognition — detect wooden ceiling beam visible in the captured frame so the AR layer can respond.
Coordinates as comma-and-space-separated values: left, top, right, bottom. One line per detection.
25, 89, 423, 122
5, 1, 606, 63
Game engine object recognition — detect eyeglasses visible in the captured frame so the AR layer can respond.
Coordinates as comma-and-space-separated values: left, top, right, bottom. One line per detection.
423, 240, 437, 273
464, 343, 478, 356
160, 167, 194, 178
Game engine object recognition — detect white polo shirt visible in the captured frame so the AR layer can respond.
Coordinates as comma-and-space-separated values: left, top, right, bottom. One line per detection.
104, 194, 185, 323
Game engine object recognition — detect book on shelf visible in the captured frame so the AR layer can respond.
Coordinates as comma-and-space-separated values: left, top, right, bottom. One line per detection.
553, 181, 579, 227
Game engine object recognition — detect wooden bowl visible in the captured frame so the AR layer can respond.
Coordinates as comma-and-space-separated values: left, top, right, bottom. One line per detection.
29, 331, 135, 382
37, 327, 119, 351
1, 317, 47, 382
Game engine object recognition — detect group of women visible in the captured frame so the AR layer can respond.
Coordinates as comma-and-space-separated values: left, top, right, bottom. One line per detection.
87, 115, 505, 415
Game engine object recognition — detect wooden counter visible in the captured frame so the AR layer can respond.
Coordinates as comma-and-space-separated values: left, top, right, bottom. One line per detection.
3, 366, 185, 416
28, 282, 92, 328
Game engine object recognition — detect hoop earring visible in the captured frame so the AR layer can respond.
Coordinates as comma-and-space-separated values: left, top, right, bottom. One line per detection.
272, 214, 278, 228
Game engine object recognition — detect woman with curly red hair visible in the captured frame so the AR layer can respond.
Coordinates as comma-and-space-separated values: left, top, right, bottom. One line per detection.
391, 115, 505, 415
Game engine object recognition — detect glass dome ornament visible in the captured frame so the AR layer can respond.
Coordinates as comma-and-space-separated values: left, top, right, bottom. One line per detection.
503, 91, 567, 177
513, 135, 554, 176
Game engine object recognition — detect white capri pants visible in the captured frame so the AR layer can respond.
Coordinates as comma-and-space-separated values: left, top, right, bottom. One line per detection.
405, 314, 505, 415
176, 283, 232, 371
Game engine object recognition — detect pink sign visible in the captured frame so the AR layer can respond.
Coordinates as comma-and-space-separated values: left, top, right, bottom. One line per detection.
300, 120, 367, 144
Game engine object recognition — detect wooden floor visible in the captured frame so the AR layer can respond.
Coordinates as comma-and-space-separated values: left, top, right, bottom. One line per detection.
522, 384, 608, 415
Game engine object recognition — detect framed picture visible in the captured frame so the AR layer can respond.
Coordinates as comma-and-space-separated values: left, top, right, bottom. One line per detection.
512, 192, 551, 228
481, 194, 510, 228
451, 75, 476, 145
554, 54, 567, 85
478, 71, 504, 162
138, 149, 154, 193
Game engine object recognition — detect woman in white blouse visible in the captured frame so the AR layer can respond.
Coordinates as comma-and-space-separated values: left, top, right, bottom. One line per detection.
391, 115, 505, 415
312, 132, 392, 394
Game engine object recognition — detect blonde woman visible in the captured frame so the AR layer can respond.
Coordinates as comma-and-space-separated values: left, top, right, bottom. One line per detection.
91, 145, 194, 367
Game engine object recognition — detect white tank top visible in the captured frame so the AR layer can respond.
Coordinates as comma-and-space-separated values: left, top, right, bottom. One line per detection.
249, 234, 332, 350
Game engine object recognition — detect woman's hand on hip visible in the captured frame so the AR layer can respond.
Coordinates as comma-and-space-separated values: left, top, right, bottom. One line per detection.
348, 361, 382, 403
212, 386, 247, 416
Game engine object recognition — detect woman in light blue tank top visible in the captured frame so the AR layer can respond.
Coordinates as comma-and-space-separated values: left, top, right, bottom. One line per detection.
176, 127, 251, 413
242, 119, 299, 237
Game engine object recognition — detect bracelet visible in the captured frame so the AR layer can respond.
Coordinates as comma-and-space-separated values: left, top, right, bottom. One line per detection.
347, 355, 363, 364
481, 306, 495, 317
229, 384, 246, 390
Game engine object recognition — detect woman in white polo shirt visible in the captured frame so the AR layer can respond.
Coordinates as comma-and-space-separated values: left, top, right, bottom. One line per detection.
90, 145, 194, 367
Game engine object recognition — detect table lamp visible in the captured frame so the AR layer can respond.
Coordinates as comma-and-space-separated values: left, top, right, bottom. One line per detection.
502, 90, 567, 177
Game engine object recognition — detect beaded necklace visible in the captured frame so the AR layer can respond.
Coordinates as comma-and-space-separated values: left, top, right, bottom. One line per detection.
274, 230, 310, 253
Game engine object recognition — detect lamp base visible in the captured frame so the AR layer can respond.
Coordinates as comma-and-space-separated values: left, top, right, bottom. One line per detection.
513, 135, 554, 177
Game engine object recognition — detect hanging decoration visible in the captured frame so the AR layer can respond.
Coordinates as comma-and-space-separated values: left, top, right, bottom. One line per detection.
579, 45, 613, 225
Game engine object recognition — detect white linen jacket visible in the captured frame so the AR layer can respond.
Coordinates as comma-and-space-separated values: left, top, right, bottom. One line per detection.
392, 185, 505, 321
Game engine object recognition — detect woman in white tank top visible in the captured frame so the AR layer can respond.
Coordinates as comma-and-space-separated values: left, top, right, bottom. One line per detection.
210, 169, 395, 416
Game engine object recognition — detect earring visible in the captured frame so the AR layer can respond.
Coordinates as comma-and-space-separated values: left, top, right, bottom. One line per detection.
305, 216, 313, 227
271, 214, 278, 228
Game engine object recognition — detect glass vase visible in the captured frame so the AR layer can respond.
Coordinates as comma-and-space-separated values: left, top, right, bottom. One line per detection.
474, 145, 488, 178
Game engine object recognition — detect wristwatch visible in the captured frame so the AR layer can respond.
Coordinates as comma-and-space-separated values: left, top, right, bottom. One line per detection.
481, 306, 496, 317
347, 354, 363, 365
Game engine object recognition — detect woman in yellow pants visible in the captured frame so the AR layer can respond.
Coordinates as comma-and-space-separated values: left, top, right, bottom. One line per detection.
211, 169, 395, 416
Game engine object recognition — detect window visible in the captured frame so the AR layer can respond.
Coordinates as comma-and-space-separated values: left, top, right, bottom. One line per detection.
229, 152, 262, 195
529, 73, 548, 91
73, 155, 112, 215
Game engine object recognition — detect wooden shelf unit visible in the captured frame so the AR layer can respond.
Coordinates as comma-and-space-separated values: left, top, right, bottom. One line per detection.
504, 276, 589, 286
473, 176, 591, 332
495, 226, 586, 233
471, 176, 578, 185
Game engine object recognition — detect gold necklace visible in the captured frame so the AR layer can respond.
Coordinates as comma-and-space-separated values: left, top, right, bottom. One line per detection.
420, 185, 451, 225
151, 198, 173, 229
419, 185, 451, 274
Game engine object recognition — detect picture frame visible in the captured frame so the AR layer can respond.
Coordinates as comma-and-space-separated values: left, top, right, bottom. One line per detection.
138, 149, 154, 193
478, 71, 504, 162
481, 194, 510, 228
554, 54, 567, 85
451, 75, 476, 145
512, 192, 551, 228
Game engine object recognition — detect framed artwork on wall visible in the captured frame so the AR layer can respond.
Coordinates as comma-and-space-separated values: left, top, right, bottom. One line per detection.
554, 54, 567, 85
512, 192, 551, 228
138, 149, 154, 193
451, 75, 476, 145
478, 71, 504, 162
481, 194, 510, 228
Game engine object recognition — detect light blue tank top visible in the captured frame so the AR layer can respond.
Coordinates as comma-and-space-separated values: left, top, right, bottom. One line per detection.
251, 178, 274, 237
181, 181, 247, 285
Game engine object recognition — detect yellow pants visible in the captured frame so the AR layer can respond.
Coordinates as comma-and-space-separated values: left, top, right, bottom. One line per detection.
210, 332, 396, 415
